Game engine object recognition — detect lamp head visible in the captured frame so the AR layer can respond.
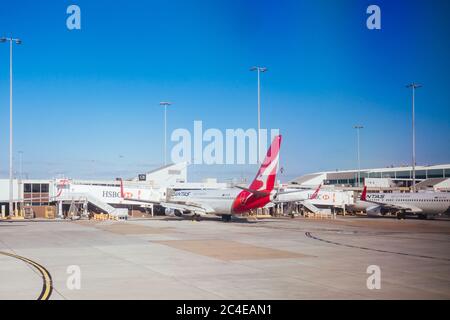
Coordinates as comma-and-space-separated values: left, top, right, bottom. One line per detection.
250, 66, 268, 72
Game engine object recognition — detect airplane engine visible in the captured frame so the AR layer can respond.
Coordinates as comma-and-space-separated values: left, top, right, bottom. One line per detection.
366, 207, 382, 217
366, 206, 390, 216
164, 207, 182, 217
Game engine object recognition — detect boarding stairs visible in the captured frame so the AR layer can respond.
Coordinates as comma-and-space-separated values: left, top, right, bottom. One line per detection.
67, 199, 81, 220
58, 193, 128, 218
302, 201, 333, 219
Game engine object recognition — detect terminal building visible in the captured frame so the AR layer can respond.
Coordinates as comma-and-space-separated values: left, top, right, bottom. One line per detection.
0, 162, 227, 218
289, 164, 450, 191
1, 162, 449, 219
275, 164, 450, 217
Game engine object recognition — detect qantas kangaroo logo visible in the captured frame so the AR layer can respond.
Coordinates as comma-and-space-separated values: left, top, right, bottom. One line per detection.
254, 154, 279, 191
248, 136, 281, 192
232, 135, 282, 213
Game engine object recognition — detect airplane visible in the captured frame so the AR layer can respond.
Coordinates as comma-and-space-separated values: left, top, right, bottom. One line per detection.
121, 135, 282, 222
353, 185, 450, 219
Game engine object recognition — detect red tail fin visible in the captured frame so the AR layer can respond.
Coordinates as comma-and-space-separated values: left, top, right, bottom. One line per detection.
310, 184, 322, 200
248, 135, 282, 192
360, 185, 367, 201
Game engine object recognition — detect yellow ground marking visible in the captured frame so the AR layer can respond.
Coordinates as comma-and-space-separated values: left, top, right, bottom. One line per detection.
0, 251, 53, 300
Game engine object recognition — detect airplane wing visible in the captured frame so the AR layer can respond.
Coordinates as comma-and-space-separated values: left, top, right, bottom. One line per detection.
123, 196, 214, 215
234, 186, 270, 198
393, 203, 423, 213
160, 201, 214, 215
373, 203, 423, 213
274, 189, 307, 195
123, 197, 160, 205
272, 184, 322, 204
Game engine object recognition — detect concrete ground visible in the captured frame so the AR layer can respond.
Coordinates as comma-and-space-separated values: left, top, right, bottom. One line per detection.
0, 216, 449, 300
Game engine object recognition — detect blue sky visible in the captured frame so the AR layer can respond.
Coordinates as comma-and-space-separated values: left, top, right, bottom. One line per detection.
0, 0, 449, 182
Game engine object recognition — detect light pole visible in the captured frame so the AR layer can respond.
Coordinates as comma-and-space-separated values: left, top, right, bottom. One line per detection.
18, 150, 23, 211
250, 66, 267, 163
18, 151, 23, 180
406, 83, 421, 192
353, 125, 363, 187
160, 102, 172, 166
1, 37, 22, 216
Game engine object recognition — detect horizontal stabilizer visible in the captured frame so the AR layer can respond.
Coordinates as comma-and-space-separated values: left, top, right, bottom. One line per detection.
235, 186, 270, 198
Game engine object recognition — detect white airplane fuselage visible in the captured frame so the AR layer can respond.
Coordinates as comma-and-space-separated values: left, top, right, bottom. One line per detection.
351, 191, 450, 216
169, 189, 242, 215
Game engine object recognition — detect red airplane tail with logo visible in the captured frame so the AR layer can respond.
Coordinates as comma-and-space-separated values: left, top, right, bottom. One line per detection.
309, 184, 322, 200
119, 178, 124, 198
361, 185, 367, 201
248, 134, 282, 193
232, 135, 282, 213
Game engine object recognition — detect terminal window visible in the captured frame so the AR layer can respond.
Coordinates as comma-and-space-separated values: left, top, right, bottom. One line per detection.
445, 169, 450, 178
427, 169, 444, 178
24, 183, 31, 193
415, 170, 426, 179
382, 172, 395, 178
24, 183, 50, 206
396, 171, 411, 179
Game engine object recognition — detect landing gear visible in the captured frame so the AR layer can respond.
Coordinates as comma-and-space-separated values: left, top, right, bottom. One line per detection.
397, 211, 406, 220
221, 214, 232, 222
192, 214, 201, 222
417, 213, 427, 220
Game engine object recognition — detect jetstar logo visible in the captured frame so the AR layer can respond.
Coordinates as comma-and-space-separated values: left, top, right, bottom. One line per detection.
175, 191, 191, 197
367, 194, 385, 200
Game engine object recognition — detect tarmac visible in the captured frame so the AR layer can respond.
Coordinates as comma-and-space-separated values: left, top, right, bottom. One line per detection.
0, 216, 449, 300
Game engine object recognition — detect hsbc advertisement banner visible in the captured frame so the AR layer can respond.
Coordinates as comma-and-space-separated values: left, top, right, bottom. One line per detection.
309, 191, 354, 206
54, 180, 162, 205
